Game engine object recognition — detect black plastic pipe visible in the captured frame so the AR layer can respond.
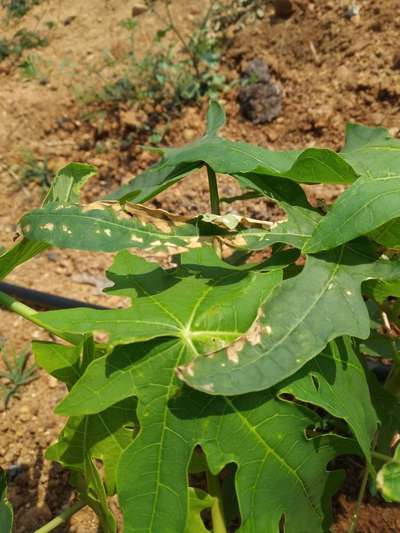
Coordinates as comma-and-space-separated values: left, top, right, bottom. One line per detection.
0, 281, 109, 311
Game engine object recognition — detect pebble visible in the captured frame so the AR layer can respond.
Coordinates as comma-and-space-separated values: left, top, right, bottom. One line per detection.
267, 129, 279, 142
393, 51, 400, 71
273, 0, 293, 18
182, 128, 197, 142
132, 3, 147, 17
19, 405, 31, 422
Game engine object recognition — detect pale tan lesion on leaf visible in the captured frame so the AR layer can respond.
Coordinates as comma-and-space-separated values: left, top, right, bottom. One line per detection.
41, 223, 55, 231
225, 308, 267, 365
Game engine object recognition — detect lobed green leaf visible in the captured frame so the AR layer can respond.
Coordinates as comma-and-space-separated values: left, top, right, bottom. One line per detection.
56, 339, 355, 533
178, 244, 400, 395
281, 337, 378, 463
33, 248, 282, 352
0, 163, 96, 280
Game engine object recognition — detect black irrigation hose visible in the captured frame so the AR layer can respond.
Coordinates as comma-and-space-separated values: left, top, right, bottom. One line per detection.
0, 282, 109, 311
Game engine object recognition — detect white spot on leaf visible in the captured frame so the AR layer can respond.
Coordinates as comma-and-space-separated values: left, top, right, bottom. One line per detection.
41, 223, 54, 231
131, 235, 144, 243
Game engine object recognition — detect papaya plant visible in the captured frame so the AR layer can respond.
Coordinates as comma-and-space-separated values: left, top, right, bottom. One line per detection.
1, 102, 400, 532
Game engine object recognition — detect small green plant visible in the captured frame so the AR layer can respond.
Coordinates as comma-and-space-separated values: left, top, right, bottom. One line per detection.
1, 0, 42, 18
0, 28, 48, 64
18, 54, 40, 78
1, 104, 400, 531
0, 344, 37, 408
0, 39, 11, 61
12, 28, 48, 54
86, 1, 226, 110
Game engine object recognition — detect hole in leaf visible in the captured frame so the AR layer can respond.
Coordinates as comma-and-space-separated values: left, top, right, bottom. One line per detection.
311, 375, 320, 391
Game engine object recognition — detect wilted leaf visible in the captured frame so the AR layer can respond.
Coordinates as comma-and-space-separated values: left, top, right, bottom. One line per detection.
341, 123, 400, 177
20, 202, 222, 254
0, 163, 96, 280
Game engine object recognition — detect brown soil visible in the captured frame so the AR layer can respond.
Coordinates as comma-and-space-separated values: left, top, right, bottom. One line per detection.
1, 0, 400, 531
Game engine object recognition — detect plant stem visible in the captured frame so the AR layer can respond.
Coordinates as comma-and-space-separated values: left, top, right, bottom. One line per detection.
164, 0, 201, 79
0, 290, 80, 345
372, 451, 399, 464
207, 166, 220, 215
0, 289, 38, 321
34, 500, 86, 533
348, 466, 369, 533
206, 470, 227, 533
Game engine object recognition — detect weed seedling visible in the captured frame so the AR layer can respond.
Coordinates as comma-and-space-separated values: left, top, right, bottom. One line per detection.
0, 344, 37, 409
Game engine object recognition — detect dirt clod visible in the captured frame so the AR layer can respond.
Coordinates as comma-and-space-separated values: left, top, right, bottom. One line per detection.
238, 58, 282, 124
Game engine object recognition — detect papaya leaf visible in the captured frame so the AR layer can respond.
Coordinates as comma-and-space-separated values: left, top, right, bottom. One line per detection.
369, 218, 400, 249
0, 240, 48, 281
43, 162, 97, 204
359, 331, 399, 359
32, 248, 282, 353
34, 336, 136, 530
368, 374, 400, 456
46, 397, 137, 496
20, 202, 221, 254
33, 341, 81, 388
377, 444, 400, 502
0, 468, 13, 533
107, 102, 357, 204
82, 456, 117, 533
281, 337, 378, 464
341, 123, 400, 177
205, 99, 226, 137
224, 173, 321, 250
0, 163, 96, 280
55, 338, 355, 533
178, 244, 400, 395
185, 488, 215, 533
305, 174, 400, 253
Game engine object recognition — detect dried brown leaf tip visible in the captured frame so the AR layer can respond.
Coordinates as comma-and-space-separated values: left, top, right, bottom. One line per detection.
202, 213, 276, 231
123, 203, 192, 233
